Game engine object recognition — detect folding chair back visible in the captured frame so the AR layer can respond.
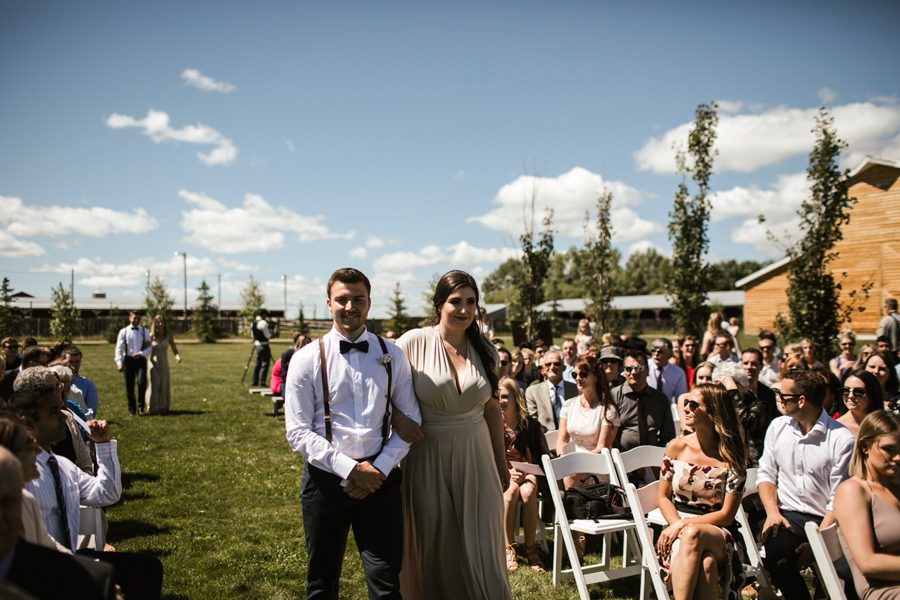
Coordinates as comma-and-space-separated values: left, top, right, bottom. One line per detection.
806, 522, 848, 600
610, 445, 666, 488
671, 403, 683, 436
545, 429, 559, 453
541, 452, 642, 599
77, 505, 106, 550
734, 467, 779, 599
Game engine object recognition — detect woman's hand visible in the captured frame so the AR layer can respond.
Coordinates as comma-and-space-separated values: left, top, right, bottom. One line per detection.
496, 458, 511, 491
175, 354, 182, 364
509, 467, 527, 486
391, 411, 424, 443
656, 519, 686, 557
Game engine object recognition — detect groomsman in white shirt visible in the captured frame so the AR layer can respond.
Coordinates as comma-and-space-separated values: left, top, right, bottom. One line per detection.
757, 368, 855, 600
285, 268, 422, 599
114, 311, 150, 415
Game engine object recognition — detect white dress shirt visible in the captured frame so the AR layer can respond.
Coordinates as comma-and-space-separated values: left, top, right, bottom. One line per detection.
25, 443, 122, 551
757, 409, 855, 516
284, 327, 422, 480
114, 325, 151, 367
647, 362, 687, 405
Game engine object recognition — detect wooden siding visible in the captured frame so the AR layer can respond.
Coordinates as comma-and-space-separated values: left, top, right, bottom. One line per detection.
743, 163, 900, 335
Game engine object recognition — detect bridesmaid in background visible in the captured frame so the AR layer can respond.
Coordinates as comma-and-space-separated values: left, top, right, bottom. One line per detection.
145, 314, 181, 415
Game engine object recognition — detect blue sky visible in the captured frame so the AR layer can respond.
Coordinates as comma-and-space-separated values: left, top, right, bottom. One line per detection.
2, 1, 899, 318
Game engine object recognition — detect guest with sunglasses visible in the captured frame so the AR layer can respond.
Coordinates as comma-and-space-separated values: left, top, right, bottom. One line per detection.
837, 370, 883, 436
611, 350, 675, 452
757, 369, 856, 600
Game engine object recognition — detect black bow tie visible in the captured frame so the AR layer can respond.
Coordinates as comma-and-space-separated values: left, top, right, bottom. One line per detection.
340, 340, 369, 354
131, 326, 138, 330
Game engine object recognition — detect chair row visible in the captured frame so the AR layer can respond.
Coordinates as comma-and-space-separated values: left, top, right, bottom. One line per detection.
540, 445, 781, 600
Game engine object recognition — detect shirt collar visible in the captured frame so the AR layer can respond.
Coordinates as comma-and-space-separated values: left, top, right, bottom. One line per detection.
330, 326, 369, 344
35, 448, 53, 466
789, 409, 831, 437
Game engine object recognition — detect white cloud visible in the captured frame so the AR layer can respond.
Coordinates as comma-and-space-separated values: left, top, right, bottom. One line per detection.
284, 137, 296, 154
711, 172, 808, 223
0, 230, 44, 257
349, 247, 367, 259
261, 274, 328, 315
0, 195, 158, 243
818, 87, 837, 105
180, 68, 235, 93
105, 108, 238, 166
625, 240, 666, 258
179, 189, 354, 254
730, 217, 797, 258
634, 99, 900, 174
453, 169, 466, 180
373, 241, 519, 274
32, 255, 221, 288
468, 166, 660, 242
365, 235, 388, 249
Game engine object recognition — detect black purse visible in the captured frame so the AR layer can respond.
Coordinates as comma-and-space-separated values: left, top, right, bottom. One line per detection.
562, 475, 630, 520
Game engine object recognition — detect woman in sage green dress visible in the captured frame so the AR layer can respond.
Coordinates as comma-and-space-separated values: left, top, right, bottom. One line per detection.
145, 314, 181, 415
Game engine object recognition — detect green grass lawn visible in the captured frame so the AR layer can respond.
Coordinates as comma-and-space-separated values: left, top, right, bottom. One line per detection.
80, 341, 639, 599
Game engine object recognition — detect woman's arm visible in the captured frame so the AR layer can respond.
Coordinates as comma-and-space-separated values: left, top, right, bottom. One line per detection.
556, 418, 570, 456
170, 336, 181, 362
671, 491, 743, 527
835, 479, 900, 580
484, 395, 510, 490
592, 423, 618, 453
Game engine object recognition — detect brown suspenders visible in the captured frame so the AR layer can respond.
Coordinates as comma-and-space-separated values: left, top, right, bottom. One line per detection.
317, 336, 393, 445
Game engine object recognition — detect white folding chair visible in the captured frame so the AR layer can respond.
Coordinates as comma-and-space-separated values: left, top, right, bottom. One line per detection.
735, 468, 779, 598
610, 445, 666, 490
623, 481, 671, 600
806, 522, 848, 600
671, 403, 683, 436
77, 505, 106, 550
541, 452, 643, 600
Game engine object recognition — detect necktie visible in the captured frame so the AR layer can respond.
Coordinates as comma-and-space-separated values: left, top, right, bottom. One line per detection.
47, 455, 73, 550
340, 340, 369, 354
551, 383, 561, 427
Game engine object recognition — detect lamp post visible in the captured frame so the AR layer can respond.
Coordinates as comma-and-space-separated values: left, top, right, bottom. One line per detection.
174, 251, 187, 323
281, 274, 288, 319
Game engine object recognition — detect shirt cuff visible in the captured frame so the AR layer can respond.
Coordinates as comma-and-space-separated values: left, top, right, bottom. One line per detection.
372, 454, 395, 476
333, 453, 358, 480
95, 440, 118, 458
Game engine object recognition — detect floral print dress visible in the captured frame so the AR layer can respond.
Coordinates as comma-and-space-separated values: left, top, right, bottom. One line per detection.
660, 457, 747, 599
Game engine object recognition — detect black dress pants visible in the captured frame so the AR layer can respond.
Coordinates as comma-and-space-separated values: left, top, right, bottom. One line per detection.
252, 344, 271, 387
300, 463, 403, 600
122, 355, 147, 414
78, 549, 164, 600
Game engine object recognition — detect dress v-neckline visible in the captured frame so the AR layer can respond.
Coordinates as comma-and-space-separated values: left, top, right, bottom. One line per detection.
436, 327, 467, 395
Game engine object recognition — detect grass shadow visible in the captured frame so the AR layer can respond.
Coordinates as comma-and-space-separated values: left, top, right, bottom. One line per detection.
122, 472, 161, 488
120, 490, 152, 501
107, 519, 172, 541
159, 409, 206, 416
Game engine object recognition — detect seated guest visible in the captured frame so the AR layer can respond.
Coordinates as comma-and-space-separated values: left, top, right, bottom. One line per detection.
270, 357, 285, 397
599, 345, 624, 388
676, 361, 716, 431
757, 331, 782, 388
59, 345, 99, 418
556, 350, 620, 471
837, 370, 884, 436
45, 365, 94, 475
525, 350, 577, 432
831, 332, 859, 381
656, 383, 748, 600
277, 333, 311, 396
854, 344, 876, 372
20, 345, 50, 369
612, 350, 674, 452
707, 333, 739, 366
738, 349, 778, 466
2, 337, 21, 371
677, 335, 700, 389
757, 368, 856, 600
800, 338, 826, 369
561, 338, 578, 384
498, 377, 549, 573
865, 351, 900, 415
834, 411, 900, 600
575, 318, 594, 356
0, 446, 117, 600
647, 337, 687, 405
497, 347, 513, 380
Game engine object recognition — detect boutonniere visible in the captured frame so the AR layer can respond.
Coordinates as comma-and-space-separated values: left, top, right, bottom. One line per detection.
377, 353, 391, 367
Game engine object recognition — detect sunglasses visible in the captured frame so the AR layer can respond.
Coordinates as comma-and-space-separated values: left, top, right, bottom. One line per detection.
499, 359, 510, 366
775, 390, 803, 404
2, 344, 19, 349
842, 386, 867, 398
685, 400, 702, 411
574, 370, 593, 379
759, 345, 774, 351
543, 361, 562, 368
650, 347, 665, 354
623, 365, 645, 373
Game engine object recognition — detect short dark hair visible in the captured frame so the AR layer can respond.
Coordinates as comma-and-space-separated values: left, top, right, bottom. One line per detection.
876, 335, 892, 346
60, 345, 81, 358
129, 310, 141, 317
21, 346, 49, 368
624, 350, 647, 364
886, 298, 898, 311
758, 330, 777, 344
742, 348, 763, 363
327, 268, 371, 298
783, 368, 825, 407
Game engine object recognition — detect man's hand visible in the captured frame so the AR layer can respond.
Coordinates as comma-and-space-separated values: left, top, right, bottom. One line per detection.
343, 480, 370, 500
117, 365, 123, 372
391, 411, 424, 444
346, 461, 386, 498
86, 419, 112, 443
761, 511, 792, 542
131, 351, 143, 358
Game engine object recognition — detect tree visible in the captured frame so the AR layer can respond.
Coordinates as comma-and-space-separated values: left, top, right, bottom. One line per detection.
239, 276, 266, 330
384, 282, 409, 335
781, 108, 860, 361
49, 282, 80, 341
192, 280, 219, 343
144, 277, 175, 324
419, 273, 440, 327
708, 260, 770, 290
518, 207, 555, 341
621, 248, 671, 296
481, 258, 525, 320
0, 278, 25, 337
666, 102, 718, 339
297, 304, 309, 334
583, 187, 619, 332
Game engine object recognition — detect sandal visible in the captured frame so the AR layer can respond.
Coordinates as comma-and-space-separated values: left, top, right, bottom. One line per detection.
525, 544, 545, 572
505, 544, 519, 571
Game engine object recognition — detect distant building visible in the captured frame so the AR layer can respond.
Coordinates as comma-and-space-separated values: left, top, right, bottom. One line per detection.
738, 156, 900, 335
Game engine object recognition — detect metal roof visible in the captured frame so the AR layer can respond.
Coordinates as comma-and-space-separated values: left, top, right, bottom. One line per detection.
536, 290, 744, 313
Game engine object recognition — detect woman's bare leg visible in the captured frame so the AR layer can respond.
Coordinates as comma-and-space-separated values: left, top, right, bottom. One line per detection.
669, 523, 726, 600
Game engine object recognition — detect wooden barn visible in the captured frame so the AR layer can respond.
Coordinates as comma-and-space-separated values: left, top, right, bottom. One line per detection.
738, 156, 900, 335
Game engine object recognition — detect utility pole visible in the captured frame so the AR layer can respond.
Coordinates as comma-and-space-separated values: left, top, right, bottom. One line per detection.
175, 251, 187, 324
217, 273, 221, 318
281, 274, 288, 319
